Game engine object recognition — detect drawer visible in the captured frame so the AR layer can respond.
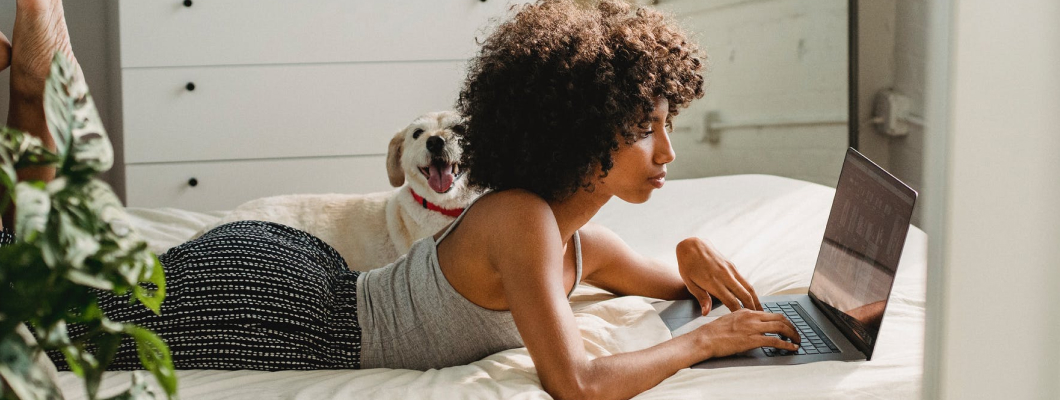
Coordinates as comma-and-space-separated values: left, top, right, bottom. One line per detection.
118, 0, 531, 68
121, 61, 465, 164
125, 155, 392, 211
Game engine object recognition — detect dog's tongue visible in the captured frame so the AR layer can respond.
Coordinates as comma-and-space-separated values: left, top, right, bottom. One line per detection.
428, 164, 455, 193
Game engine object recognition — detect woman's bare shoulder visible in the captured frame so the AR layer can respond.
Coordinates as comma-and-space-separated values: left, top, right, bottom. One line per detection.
471, 189, 555, 223
477, 189, 547, 205
468, 190, 562, 260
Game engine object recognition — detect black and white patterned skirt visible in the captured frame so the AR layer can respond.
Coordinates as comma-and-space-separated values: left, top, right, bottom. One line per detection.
2, 220, 362, 370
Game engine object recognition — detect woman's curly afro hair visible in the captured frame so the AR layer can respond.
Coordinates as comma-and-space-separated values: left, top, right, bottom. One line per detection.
457, 0, 706, 202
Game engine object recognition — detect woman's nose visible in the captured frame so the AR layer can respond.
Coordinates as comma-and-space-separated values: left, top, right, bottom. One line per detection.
655, 130, 676, 164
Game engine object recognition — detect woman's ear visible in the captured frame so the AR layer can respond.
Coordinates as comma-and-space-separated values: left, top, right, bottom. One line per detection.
386, 130, 406, 187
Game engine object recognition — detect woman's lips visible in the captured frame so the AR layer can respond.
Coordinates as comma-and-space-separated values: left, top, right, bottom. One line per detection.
649, 172, 666, 188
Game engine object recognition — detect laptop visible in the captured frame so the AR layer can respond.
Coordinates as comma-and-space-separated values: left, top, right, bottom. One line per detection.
654, 147, 917, 368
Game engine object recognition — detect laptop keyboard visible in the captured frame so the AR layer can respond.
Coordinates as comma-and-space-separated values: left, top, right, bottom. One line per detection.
761, 301, 840, 357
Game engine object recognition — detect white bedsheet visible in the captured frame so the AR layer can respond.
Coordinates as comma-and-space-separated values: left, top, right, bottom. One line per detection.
57, 174, 927, 399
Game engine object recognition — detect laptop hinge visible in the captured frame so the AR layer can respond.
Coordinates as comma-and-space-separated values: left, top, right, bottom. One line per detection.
807, 291, 874, 359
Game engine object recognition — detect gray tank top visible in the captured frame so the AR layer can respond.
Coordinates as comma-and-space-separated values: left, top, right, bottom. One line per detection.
355, 198, 583, 370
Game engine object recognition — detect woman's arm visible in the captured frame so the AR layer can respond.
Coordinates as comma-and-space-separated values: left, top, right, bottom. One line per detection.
580, 222, 762, 313
493, 196, 798, 400
579, 222, 692, 300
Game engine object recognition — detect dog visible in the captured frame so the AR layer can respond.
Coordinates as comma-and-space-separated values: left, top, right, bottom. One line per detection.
191, 111, 479, 271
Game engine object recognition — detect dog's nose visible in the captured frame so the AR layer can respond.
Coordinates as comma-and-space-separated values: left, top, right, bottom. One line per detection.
426, 136, 444, 154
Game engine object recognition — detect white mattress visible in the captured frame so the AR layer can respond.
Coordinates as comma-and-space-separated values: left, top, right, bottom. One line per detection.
57, 174, 927, 399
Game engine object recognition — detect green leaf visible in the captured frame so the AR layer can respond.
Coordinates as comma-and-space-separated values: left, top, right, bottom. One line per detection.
0, 126, 62, 184
0, 332, 64, 400
60, 347, 83, 378
0, 128, 22, 194
65, 269, 114, 291
44, 52, 112, 179
0, 50, 177, 400
99, 373, 161, 400
55, 211, 101, 271
13, 182, 51, 244
97, 317, 124, 336
83, 180, 134, 241
0, 245, 51, 335
133, 256, 165, 315
123, 327, 176, 399
34, 321, 72, 350
83, 332, 123, 398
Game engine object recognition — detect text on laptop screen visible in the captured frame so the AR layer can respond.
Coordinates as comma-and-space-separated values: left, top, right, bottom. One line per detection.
809, 149, 916, 354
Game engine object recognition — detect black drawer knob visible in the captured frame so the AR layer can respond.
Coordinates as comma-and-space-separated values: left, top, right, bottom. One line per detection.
183, 0, 192, 7
185, 82, 195, 91
188, 178, 198, 187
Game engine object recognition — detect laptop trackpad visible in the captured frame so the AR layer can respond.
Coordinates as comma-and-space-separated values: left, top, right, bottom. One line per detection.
656, 300, 764, 359
653, 298, 728, 336
672, 303, 732, 337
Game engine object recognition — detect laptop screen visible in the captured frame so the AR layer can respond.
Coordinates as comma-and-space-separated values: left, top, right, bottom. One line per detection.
808, 148, 917, 359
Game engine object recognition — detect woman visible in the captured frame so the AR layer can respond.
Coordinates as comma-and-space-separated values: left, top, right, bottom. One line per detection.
1, 1, 800, 399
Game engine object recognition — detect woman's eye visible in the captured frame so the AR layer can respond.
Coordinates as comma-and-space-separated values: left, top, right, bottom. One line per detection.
412, 129, 424, 139
640, 130, 654, 138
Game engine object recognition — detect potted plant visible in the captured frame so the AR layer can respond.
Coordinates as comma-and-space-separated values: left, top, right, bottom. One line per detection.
0, 52, 177, 400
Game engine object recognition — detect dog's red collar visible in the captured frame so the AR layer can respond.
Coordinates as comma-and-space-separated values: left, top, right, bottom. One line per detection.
408, 187, 465, 218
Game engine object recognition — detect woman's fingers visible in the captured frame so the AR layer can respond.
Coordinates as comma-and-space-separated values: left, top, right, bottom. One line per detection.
721, 280, 751, 311
678, 237, 763, 312
764, 335, 800, 351
685, 280, 714, 315
708, 278, 744, 313
764, 320, 801, 344
720, 265, 758, 312
704, 266, 755, 312
730, 267, 762, 311
0, 31, 11, 72
761, 311, 789, 322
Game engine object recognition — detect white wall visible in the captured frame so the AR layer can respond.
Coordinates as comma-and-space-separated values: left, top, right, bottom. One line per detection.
855, 0, 895, 173
922, 0, 1060, 398
889, 0, 927, 227
659, 0, 849, 188
2, 0, 853, 202
855, 0, 928, 228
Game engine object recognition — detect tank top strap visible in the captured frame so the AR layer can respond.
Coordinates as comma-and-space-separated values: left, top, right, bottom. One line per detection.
567, 230, 583, 299
435, 193, 486, 243
434, 194, 583, 299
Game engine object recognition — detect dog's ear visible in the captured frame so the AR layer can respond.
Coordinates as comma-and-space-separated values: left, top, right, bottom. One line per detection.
386, 130, 406, 187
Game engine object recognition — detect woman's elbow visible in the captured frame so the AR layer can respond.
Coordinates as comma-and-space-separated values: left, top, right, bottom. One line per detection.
543, 373, 600, 400
545, 383, 596, 400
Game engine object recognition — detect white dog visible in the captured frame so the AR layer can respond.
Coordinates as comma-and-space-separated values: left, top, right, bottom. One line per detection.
192, 111, 479, 271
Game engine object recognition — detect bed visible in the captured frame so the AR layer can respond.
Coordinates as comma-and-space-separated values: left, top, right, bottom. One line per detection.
55, 174, 927, 399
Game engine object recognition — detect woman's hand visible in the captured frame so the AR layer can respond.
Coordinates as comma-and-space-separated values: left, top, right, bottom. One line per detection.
676, 237, 762, 314
695, 309, 801, 359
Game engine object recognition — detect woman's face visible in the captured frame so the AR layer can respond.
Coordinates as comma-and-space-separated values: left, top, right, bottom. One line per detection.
597, 97, 676, 204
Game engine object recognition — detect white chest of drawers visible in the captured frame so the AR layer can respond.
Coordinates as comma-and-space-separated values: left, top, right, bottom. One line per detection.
117, 0, 528, 211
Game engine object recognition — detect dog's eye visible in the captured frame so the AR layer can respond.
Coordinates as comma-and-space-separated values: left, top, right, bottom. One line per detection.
412, 129, 424, 139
